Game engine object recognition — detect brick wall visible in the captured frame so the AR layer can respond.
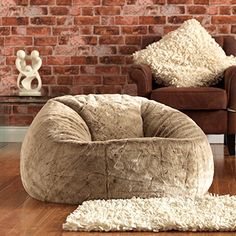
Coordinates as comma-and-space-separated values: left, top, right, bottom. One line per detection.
0, 0, 236, 125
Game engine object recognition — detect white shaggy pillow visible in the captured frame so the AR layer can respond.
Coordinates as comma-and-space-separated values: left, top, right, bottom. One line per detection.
133, 19, 236, 87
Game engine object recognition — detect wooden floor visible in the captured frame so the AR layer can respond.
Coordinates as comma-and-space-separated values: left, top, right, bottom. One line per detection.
1, 144, 236, 236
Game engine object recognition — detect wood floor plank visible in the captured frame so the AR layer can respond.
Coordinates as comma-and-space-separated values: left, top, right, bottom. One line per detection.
0, 143, 236, 235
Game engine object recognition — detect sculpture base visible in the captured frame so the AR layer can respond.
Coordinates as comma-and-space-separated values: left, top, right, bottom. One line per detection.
19, 91, 42, 96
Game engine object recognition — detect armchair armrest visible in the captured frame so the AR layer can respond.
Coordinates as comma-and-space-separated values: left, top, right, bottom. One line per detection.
129, 64, 153, 98
224, 66, 236, 111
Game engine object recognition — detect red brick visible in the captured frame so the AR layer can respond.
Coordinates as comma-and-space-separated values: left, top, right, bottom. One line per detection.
95, 6, 121, 15
139, 16, 166, 24
101, 16, 115, 25
209, 6, 218, 15
9, 115, 33, 126
194, 0, 209, 3
14, 46, 53, 56
94, 26, 119, 35
103, 76, 126, 85
99, 36, 124, 45
95, 85, 122, 94
54, 46, 76, 55
31, 17, 56, 25
99, 56, 124, 64
53, 66, 80, 75
11, 27, 26, 35
123, 6, 146, 15
212, 16, 236, 24
80, 66, 95, 74
95, 66, 120, 74
47, 56, 71, 65
2, 17, 28, 25
41, 76, 56, 84
74, 16, 100, 25
217, 25, 230, 34
232, 6, 236, 15
102, 0, 125, 5
2, 47, 14, 56
13, 105, 28, 114
115, 16, 139, 25
168, 15, 192, 24
125, 55, 134, 64
73, 76, 102, 85
23, 6, 48, 15
231, 25, 236, 33
49, 6, 69, 15
0, 105, 12, 114
187, 6, 207, 14
56, 0, 72, 5
17, 0, 29, 5
74, 0, 100, 5
149, 25, 163, 34
219, 6, 231, 15
57, 16, 73, 25
27, 27, 51, 35
119, 46, 139, 55
123, 83, 137, 95
81, 86, 95, 94
6, 56, 16, 65
209, 0, 232, 4
167, 0, 192, 3
126, 0, 137, 3
160, 5, 185, 15
30, 0, 55, 4
71, 36, 97, 45
0, 27, 10, 35
91, 45, 117, 55
50, 86, 71, 96
0, 37, 4, 46
5, 36, 32, 46
121, 26, 147, 35
82, 7, 93, 16
34, 37, 57, 46
52, 26, 78, 35
57, 76, 73, 85
71, 56, 98, 64
40, 66, 52, 75
125, 36, 141, 45
70, 86, 82, 95
205, 25, 217, 34
80, 26, 93, 35
163, 25, 177, 34
28, 105, 43, 114
153, 0, 165, 3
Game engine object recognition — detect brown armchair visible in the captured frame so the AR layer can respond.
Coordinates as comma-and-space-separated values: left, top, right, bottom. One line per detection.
129, 36, 236, 155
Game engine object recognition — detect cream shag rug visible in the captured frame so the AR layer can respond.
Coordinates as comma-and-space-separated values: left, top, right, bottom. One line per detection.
63, 195, 236, 232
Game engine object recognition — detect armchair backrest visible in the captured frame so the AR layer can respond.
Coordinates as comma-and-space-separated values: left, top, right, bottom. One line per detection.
214, 36, 236, 57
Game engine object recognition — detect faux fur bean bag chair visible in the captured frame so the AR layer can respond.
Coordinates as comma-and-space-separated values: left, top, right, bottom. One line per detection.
20, 94, 214, 204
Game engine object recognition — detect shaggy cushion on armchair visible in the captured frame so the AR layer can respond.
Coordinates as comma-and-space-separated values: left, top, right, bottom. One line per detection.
20, 94, 213, 204
133, 19, 236, 87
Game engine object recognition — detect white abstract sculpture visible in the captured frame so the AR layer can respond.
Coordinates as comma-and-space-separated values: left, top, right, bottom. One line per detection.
16, 50, 42, 96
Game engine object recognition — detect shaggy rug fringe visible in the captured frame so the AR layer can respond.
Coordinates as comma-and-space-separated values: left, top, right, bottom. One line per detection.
63, 195, 236, 232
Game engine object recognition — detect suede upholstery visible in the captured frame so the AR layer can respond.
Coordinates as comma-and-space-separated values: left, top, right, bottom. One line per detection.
20, 94, 213, 204
151, 87, 227, 110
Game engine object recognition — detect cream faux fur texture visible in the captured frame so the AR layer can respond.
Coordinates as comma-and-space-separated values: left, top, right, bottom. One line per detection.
63, 195, 236, 232
20, 94, 213, 204
133, 19, 236, 87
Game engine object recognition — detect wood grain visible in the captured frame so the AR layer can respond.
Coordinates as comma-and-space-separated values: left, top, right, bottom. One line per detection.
0, 143, 236, 236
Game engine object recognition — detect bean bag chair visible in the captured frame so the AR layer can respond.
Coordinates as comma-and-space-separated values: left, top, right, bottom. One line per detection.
20, 94, 214, 204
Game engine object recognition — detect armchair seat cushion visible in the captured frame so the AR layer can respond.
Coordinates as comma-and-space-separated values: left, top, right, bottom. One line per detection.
151, 87, 227, 110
